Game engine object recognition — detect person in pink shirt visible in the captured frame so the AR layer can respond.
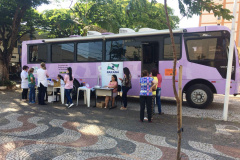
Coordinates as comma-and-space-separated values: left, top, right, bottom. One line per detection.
104, 75, 118, 108
154, 68, 163, 115
64, 67, 74, 108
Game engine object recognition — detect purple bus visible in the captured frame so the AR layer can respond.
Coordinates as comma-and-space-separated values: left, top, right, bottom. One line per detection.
22, 26, 240, 109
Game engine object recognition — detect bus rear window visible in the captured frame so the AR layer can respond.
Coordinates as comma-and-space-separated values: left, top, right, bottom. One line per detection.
77, 41, 102, 61
29, 45, 47, 63
52, 43, 74, 62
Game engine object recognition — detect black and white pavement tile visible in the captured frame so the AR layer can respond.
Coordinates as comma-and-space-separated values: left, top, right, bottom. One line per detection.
0, 113, 240, 160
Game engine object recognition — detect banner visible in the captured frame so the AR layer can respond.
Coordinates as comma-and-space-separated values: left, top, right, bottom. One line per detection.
101, 62, 123, 87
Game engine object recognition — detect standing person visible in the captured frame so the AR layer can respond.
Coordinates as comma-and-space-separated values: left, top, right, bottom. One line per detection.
21, 65, 29, 101
156, 69, 163, 115
64, 67, 74, 108
104, 75, 118, 108
119, 67, 132, 110
151, 68, 159, 117
37, 62, 49, 105
139, 70, 157, 122
28, 68, 35, 104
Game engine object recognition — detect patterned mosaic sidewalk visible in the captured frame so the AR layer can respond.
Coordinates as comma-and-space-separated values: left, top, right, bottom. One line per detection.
0, 113, 240, 160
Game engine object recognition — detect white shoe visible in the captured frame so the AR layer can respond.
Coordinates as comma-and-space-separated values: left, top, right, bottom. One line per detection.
65, 104, 69, 107
68, 103, 74, 108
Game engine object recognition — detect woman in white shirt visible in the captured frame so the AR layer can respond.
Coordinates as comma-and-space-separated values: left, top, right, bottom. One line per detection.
21, 65, 29, 101
37, 62, 49, 105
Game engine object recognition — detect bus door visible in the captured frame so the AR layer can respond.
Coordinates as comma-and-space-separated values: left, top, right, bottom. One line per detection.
142, 42, 159, 73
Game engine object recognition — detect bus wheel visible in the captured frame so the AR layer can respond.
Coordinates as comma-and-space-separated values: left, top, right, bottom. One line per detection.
72, 79, 80, 99
186, 84, 213, 109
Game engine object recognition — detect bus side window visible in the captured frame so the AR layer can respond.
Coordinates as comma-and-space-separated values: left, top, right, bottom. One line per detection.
163, 36, 181, 60
186, 38, 219, 61
52, 43, 74, 62
106, 39, 144, 61
29, 44, 47, 63
77, 41, 102, 62
106, 40, 125, 61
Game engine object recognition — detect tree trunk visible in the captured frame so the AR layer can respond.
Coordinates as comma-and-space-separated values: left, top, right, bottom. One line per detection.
164, 0, 182, 160
1, 58, 9, 81
0, 59, 3, 80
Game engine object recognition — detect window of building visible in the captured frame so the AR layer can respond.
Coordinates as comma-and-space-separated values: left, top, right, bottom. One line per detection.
29, 44, 47, 63
77, 41, 102, 61
52, 43, 74, 62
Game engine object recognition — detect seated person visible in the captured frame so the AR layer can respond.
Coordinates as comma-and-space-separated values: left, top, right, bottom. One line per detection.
104, 75, 118, 108
52, 74, 65, 87
57, 74, 65, 87
52, 75, 65, 95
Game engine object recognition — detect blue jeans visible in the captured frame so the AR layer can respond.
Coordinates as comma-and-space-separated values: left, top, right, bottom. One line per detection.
65, 89, 72, 104
28, 84, 35, 103
156, 88, 162, 113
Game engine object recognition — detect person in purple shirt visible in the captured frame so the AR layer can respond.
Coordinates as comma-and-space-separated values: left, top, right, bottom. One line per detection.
139, 70, 157, 122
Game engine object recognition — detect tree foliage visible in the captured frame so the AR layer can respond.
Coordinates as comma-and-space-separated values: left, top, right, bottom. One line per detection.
40, 9, 82, 38
178, 0, 233, 20
0, 0, 49, 80
42, 0, 180, 37
19, 9, 43, 40
126, 0, 178, 31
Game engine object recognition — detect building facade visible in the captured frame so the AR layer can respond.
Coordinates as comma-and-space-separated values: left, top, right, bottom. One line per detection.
199, 0, 240, 48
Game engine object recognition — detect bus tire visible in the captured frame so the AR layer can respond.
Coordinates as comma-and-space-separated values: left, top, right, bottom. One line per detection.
186, 84, 213, 109
72, 79, 80, 99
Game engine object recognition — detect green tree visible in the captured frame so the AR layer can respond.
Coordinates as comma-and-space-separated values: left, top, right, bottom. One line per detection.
125, 0, 178, 31
38, 0, 179, 38
71, 0, 179, 34
40, 9, 82, 38
19, 9, 43, 40
71, 0, 112, 35
0, 0, 49, 80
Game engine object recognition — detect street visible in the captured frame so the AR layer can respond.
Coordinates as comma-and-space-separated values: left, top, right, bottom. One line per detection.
0, 90, 240, 160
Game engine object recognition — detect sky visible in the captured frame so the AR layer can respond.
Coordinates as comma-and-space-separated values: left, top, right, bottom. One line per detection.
37, 0, 199, 29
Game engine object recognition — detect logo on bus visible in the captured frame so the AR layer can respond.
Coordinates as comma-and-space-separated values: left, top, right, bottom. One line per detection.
107, 63, 120, 73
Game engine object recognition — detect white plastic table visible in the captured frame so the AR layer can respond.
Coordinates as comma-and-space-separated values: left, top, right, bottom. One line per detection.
46, 85, 64, 104
77, 86, 91, 107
